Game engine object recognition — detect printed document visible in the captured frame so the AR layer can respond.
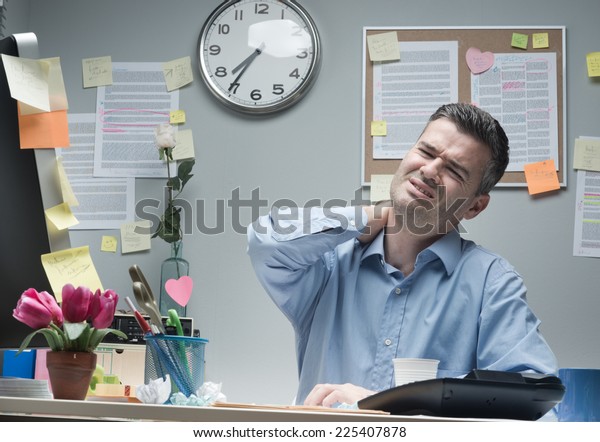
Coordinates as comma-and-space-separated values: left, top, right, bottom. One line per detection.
574, 137, 600, 258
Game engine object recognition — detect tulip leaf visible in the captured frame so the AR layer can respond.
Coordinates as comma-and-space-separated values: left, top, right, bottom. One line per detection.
63, 321, 88, 341
88, 328, 128, 351
17, 328, 62, 354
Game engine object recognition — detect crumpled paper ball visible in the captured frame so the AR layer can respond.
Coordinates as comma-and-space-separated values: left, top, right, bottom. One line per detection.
169, 381, 227, 406
136, 375, 172, 404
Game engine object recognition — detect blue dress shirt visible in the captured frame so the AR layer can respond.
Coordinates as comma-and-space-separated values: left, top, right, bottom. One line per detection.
247, 206, 558, 405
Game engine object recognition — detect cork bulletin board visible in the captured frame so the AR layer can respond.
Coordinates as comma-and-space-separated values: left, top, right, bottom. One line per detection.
362, 26, 566, 187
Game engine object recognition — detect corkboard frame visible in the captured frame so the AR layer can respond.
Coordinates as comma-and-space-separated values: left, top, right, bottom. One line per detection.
361, 26, 567, 187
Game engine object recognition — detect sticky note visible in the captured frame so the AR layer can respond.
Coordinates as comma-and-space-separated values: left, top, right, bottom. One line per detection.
573, 138, 600, 172
162, 56, 194, 91
523, 159, 560, 195
41, 246, 104, 301
120, 220, 152, 254
367, 32, 400, 62
511, 33, 529, 50
371, 120, 387, 137
370, 174, 394, 203
532, 33, 549, 49
101, 235, 118, 253
18, 105, 70, 149
586, 52, 600, 77
82, 56, 113, 88
170, 110, 186, 124
465, 47, 495, 74
45, 202, 79, 230
172, 129, 195, 160
56, 157, 79, 207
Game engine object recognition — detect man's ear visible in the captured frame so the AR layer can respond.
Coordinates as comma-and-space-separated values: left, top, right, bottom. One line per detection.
463, 193, 490, 220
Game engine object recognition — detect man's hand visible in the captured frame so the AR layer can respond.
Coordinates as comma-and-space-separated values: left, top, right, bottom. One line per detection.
304, 383, 375, 407
357, 202, 391, 244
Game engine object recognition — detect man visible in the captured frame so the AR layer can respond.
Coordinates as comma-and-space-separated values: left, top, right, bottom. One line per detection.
247, 103, 557, 407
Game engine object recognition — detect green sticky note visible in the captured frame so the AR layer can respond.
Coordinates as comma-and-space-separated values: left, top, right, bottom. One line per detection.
511, 33, 529, 49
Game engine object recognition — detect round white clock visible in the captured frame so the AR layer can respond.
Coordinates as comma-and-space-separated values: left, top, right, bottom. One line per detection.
197, 0, 321, 114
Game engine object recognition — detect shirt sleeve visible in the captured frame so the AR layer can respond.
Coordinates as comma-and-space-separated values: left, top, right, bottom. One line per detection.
247, 206, 367, 327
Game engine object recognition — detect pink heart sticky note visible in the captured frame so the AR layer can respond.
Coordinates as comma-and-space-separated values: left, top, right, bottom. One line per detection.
165, 276, 193, 307
465, 47, 494, 74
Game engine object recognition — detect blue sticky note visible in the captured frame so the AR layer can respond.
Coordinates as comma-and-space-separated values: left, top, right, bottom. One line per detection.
2, 349, 36, 378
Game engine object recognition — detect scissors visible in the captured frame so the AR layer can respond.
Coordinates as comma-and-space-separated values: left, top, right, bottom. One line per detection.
129, 265, 165, 334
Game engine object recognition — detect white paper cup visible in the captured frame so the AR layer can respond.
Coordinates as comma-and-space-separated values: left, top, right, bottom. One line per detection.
393, 358, 439, 386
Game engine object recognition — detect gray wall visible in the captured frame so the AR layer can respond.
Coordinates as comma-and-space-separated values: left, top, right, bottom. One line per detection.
5, 0, 600, 404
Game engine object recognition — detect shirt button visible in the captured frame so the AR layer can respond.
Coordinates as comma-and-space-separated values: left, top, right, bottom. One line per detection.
395, 287, 401, 295
384, 339, 392, 346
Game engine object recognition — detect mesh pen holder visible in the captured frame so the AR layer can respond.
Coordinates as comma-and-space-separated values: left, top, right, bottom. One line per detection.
144, 335, 208, 397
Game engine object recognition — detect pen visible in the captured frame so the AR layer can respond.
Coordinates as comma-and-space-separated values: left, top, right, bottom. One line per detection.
125, 296, 153, 335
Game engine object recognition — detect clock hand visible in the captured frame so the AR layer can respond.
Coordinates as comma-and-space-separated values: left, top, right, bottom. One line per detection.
229, 43, 266, 92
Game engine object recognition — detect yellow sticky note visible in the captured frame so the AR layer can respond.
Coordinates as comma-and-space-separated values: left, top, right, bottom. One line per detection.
41, 246, 104, 301
172, 129, 195, 160
370, 174, 394, 203
101, 235, 118, 253
511, 33, 529, 50
56, 157, 79, 207
586, 52, 600, 77
367, 32, 400, 62
371, 120, 387, 137
532, 33, 549, 49
82, 56, 112, 88
45, 202, 79, 230
162, 56, 194, 91
573, 138, 600, 172
523, 159, 560, 195
170, 110, 186, 124
120, 220, 151, 254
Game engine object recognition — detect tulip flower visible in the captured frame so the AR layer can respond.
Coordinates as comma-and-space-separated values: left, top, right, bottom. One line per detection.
90, 289, 119, 329
13, 288, 63, 329
61, 284, 93, 323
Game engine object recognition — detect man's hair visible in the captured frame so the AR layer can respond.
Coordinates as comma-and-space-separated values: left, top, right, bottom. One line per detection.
427, 103, 509, 195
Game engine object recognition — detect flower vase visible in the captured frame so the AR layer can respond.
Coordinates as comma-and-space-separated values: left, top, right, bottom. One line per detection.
46, 351, 97, 400
159, 240, 189, 317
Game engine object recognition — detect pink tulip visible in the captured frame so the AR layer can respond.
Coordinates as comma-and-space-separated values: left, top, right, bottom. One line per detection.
13, 288, 63, 329
61, 284, 93, 323
90, 288, 119, 329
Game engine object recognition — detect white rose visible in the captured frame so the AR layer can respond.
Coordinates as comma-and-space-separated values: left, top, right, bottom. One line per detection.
154, 123, 176, 148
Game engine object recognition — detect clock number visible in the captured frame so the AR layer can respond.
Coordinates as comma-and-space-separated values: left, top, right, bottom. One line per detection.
235, 9, 244, 20
229, 82, 240, 93
291, 25, 304, 37
250, 89, 262, 101
254, 3, 269, 14
272, 84, 284, 95
297, 49, 308, 59
209, 45, 221, 56
289, 68, 300, 79
215, 67, 228, 77
218, 23, 230, 34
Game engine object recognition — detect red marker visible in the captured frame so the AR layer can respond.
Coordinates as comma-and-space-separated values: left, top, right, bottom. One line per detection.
125, 296, 153, 335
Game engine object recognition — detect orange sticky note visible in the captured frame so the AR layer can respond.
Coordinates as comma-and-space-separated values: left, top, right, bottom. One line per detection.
523, 159, 560, 195
18, 105, 70, 149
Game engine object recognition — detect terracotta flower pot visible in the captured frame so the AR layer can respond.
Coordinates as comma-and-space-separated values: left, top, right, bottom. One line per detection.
46, 351, 97, 400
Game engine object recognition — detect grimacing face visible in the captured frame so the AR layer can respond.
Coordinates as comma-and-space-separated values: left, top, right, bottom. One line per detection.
389, 118, 491, 236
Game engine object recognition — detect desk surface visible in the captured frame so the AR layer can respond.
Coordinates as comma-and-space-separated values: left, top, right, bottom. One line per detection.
0, 396, 464, 422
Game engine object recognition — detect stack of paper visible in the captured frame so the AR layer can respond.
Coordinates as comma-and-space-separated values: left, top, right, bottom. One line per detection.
0, 377, 52, 399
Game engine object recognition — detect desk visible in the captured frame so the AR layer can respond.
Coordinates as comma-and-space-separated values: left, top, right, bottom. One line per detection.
0, 396, 460, 422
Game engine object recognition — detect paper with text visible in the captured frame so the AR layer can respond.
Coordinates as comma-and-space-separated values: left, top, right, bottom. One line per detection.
523, 159, 560, 195
367, 32, 400, 62
573, 137, 600, 172
370, 174, 394, 203
162, 56, 194, 91
120, 220, 151, 254
82, 56, 113, 88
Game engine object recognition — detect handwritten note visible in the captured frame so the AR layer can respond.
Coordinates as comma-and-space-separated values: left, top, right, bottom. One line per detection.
45, 202, 79, 230
367, 32, 400, 62
370, 174, 394, 203
162, 56, 194, 91
82, 56, 113, 88
371, 120, 387, 137
41, 245, 104, 301
172, 129, 195, 160
511, 33, 529, 50
573, 138, 600, 172
532, 33, 549, 49
100, 235, 118, 253
170, 109, 186, 124
586, 52, 600, 77
120, 220, 151, 254
523, 159, 560, 195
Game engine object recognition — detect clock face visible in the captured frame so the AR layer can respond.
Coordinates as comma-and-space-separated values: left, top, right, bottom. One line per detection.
198, 0, 321, 114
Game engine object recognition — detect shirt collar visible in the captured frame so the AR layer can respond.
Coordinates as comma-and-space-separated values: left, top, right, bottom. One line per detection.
360, 228, 462, 275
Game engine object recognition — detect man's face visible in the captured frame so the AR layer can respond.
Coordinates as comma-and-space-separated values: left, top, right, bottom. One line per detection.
389, 118, 491, 236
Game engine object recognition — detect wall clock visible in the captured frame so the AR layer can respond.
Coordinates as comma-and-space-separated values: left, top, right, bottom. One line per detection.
197, 0, 321, 114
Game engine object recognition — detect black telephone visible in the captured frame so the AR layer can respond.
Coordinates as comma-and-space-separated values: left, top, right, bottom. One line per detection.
358, 369, 565, 420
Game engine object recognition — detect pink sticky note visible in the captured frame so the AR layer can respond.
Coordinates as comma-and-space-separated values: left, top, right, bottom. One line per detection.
465, 47, 494, 74
165, 276, 193, 307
